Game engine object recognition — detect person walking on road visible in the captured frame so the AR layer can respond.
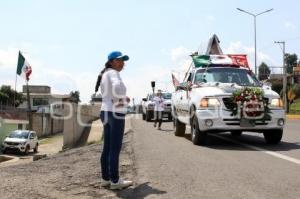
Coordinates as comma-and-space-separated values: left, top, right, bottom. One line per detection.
95, 51, 133, 190
153, 89, 165, 130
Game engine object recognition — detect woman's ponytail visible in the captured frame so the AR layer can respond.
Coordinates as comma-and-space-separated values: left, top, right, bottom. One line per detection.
94, 60, 113, 93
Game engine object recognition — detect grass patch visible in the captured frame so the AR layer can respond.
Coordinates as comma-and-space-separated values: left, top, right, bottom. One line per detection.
290, 99, 300, 114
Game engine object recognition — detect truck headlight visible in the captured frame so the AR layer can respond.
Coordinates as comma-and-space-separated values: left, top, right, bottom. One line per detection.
200, 98, 220, 108
20, 142, 26, 145
270, 98, 283, 107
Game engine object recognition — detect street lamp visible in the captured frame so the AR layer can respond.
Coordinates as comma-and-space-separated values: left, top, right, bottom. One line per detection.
237, 8, 273, 76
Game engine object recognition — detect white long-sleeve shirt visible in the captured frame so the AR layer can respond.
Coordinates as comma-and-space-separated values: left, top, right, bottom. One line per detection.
100, 68, 127, 113
152, 96, 164, 112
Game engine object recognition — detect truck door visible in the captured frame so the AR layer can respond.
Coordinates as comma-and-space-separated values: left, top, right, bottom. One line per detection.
174, 88, 185, 119
180, 72, 194, 123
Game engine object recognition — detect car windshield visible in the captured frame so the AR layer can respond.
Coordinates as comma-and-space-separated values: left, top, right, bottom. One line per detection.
8, 131, 29, 139
194, 67, 260, 86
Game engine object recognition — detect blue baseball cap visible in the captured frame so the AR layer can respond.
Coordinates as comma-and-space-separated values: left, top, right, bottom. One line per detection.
107, 51, 129, 61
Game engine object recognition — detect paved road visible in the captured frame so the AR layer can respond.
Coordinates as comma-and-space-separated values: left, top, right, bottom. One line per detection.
131, 115, 300, 199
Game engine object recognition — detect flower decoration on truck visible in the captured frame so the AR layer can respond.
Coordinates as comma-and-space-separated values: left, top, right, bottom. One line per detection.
229, 87, 271, 121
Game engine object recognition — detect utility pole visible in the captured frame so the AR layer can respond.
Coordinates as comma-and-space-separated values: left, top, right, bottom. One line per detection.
26, 82, 33, 130
237, 8, 273, 76
275, 41, 287, 112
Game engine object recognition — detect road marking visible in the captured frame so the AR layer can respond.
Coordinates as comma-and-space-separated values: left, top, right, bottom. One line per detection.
212, 134, 300, 165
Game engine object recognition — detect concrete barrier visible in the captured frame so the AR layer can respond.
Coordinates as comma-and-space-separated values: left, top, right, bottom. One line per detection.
63, 103, 100, 149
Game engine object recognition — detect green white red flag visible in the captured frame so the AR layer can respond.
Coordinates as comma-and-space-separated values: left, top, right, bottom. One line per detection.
16, 51, 32, 81
192, 54, 250, 69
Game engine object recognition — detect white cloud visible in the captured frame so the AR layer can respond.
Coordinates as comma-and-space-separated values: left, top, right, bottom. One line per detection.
123, 65, 173, 102
284, 21, 297, 30
121, 46, 196, 103
224, 41, 278, 73
170, 46, 193, 77
0, 47, 19, 69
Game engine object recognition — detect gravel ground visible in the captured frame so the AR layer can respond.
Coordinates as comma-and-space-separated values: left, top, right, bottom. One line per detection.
0, 130, 135, 199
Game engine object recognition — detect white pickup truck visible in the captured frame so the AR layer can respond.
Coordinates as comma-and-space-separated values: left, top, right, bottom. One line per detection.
172, 55, 285, 145
142, 92, 173, 121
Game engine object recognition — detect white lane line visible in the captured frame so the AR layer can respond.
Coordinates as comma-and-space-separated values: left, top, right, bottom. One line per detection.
212, 134, 300, 165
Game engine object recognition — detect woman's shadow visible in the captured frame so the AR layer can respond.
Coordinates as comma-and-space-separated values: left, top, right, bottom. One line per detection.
116, 182, 167, 199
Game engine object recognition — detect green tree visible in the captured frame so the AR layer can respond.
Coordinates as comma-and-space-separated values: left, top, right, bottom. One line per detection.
285, 53, 298, 74
258, 62, 271, 81
0, 85, 24, 107
69, 91, 81, 104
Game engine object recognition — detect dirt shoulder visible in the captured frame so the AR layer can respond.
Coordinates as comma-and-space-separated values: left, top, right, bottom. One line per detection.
0, 119, 135, 199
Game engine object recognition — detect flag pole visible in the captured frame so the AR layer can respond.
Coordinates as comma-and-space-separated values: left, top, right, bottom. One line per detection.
182, 61, 193, 82
26, 80, 32, 130
14, 73, 17, 108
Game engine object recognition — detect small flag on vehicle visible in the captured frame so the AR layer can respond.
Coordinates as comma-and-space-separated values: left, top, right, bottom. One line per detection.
172, 73, 180, 88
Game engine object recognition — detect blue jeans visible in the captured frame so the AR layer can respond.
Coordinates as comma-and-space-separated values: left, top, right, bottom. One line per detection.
100, 111, 125, 183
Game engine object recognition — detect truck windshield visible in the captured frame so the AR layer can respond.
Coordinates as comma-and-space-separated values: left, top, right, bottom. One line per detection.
194, 67, 260, 86
150, 93, 172, 100
162, 93, 172, 99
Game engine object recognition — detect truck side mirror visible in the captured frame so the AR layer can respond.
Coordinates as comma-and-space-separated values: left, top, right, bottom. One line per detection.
142, 98, 147, 102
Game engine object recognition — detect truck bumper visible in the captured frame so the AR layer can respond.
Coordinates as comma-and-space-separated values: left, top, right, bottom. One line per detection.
195, 109, 285, 132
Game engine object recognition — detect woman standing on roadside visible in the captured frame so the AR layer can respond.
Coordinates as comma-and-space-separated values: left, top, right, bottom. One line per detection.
95, 51, 133, 190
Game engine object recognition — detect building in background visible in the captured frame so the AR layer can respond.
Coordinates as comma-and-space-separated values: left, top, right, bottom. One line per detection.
18, 85, 71, 137
0, 112, 28, 147
18, 85, 70, 115
293, 66, 300, 84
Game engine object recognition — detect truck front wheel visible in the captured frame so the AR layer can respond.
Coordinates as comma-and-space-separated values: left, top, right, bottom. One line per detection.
174, 118, 186, 137
145, 110, 151, 121
168, 114, 173, 121
191, 116, 207, 145
263, 129, 283, 144
142, 113, 146, 120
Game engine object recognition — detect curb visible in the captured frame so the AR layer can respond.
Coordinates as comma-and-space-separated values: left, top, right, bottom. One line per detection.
286, 114, 300, 119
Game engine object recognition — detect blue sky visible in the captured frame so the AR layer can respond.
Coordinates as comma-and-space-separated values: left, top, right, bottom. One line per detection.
0, 0, 300, 103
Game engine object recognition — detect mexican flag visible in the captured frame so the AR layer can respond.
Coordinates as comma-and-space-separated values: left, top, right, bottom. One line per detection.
192, 54, 250, 69
17, 51, 32, 81
192, 55, 211, 68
